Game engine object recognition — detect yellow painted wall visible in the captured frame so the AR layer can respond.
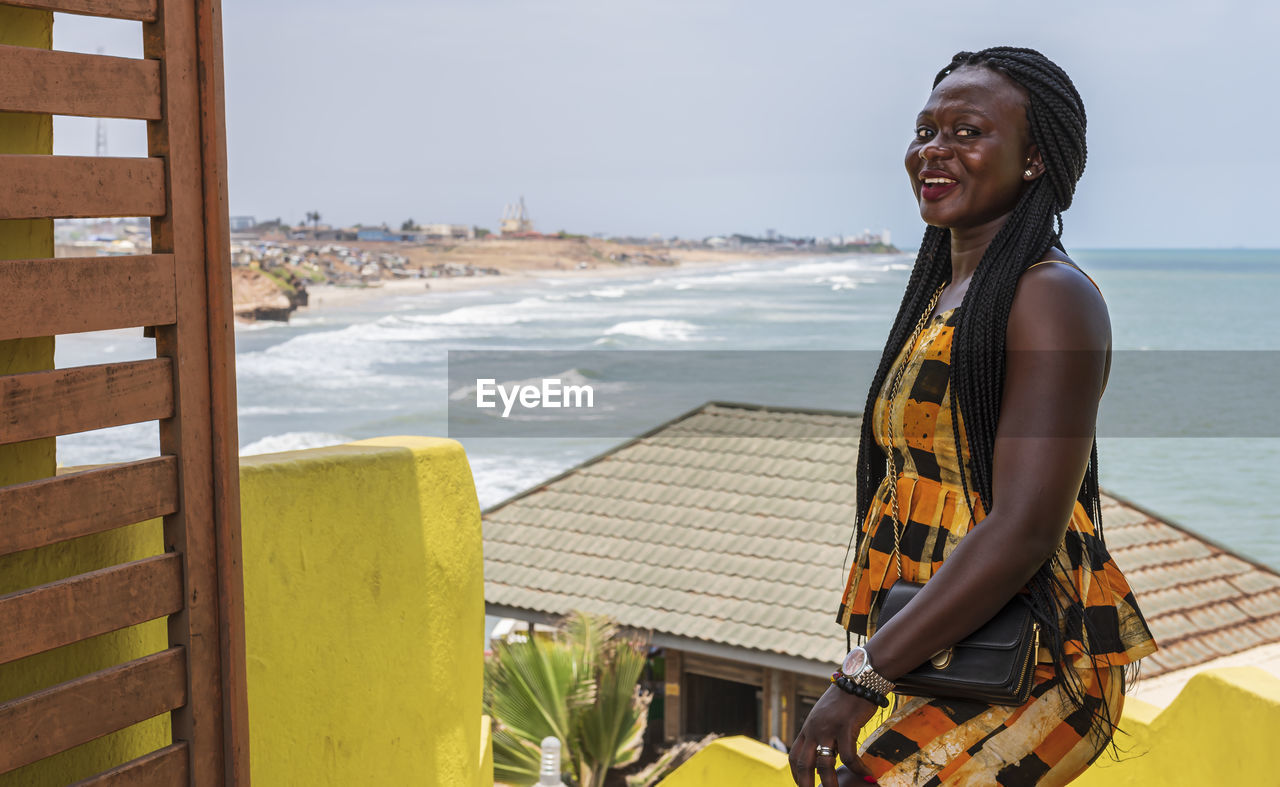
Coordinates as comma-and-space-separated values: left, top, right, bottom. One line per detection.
1076, 667, 1280, 786
0, 5, 56, 489
0, 9, 172, 786
660, 668, 1280, 786
239, 436, 487, 785
480, 714, 494, 783
659, 736, 793, 787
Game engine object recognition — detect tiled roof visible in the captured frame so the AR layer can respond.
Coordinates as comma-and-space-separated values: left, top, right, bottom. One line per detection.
482, 401, 1280, 679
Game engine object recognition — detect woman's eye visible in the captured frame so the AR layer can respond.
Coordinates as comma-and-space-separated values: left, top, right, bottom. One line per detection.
915, 127, 934, 139
956, 127, 980, 137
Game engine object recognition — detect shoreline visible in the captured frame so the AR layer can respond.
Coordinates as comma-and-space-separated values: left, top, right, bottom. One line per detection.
291, 249, 860, 313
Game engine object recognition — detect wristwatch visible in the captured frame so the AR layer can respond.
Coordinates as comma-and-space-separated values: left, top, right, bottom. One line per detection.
839, 646, 896, 696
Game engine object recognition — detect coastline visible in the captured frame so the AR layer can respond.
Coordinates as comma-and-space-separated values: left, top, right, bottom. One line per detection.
292, 248, 835, 313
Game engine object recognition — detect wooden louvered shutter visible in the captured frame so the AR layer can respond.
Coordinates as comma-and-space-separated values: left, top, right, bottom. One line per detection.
0, 0, 249, 783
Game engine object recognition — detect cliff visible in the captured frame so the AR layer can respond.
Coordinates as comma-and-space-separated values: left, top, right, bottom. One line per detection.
232, 268, 308, 322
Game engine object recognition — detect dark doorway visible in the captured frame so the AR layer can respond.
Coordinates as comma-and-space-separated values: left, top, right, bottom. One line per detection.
683, 672, 761, 739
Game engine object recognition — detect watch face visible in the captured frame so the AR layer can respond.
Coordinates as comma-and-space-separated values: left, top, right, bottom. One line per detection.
842, 648, 866, 676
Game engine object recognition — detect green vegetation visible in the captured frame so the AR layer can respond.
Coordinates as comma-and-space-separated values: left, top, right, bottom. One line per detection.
486, 612, 651, 787
258, 267, 297, 294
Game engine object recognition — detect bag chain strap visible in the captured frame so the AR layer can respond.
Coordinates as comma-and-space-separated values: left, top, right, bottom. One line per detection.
883, 281, 948, 581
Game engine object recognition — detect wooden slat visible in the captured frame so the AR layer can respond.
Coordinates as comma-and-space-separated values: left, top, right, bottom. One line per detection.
0, 0, 156, 22
0, 457, 179, 557
0, 554, 183, 665
0, 45, 161, 119
0, 255, 177, 341
0, 358, 173, 445
195, 0, 253, 774
148, 3, 230, 781
0, 647, 186, 774
0, 155, 166, 219
70, 743, 189, 787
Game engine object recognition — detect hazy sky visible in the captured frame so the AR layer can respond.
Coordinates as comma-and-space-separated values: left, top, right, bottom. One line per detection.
52, 1, 1278, 247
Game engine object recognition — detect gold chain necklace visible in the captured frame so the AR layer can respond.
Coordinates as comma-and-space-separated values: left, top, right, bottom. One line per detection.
883, 281, 948, 580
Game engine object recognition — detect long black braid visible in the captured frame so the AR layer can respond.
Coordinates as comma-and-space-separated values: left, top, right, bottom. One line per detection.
853, 47, 1129, 750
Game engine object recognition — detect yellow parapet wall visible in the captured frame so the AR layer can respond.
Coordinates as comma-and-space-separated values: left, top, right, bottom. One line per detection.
240, 436, 487, 785
1076, 666, 1280, 786
660, 668, 1280, 786
659, 736, 793, 786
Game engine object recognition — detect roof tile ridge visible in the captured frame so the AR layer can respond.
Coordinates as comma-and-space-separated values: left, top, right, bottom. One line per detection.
1125, 551, 1254, 577
1107, 533, 1195, 553
489, 498, 852, 533
484, 574, 827, 622
578, 463, 854, 488
485, 536, 837, 586
533, 480, 857, 509
600, 456, 850, 482
1143, 609, 1280, 649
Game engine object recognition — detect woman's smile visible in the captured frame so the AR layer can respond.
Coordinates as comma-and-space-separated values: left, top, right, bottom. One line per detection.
919, 170, 959, 201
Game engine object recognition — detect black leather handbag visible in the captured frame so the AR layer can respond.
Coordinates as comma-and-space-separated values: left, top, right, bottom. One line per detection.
873, 580, 1041, 706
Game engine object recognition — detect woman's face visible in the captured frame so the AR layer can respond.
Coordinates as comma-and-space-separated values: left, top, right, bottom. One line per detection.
905, 65, 1038, 230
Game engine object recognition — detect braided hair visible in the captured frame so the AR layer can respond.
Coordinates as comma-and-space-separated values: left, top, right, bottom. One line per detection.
854, 47, 1126, 743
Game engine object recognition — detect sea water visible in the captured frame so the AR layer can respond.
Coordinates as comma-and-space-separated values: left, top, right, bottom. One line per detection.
55, 249, 1280, 574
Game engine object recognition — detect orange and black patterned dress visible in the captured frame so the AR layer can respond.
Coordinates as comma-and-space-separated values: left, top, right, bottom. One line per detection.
836, 260, 1158, 786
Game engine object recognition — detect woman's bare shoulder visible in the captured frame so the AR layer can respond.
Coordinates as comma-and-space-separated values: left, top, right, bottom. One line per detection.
1009, 253, 1109, 352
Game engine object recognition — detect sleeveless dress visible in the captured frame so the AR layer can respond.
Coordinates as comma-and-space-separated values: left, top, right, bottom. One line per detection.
836, 260, 1158, 786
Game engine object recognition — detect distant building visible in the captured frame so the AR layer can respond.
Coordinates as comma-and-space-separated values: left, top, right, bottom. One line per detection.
356, 227, 404, 242
230, 215, 257, 231
500, 197, 535, 236
422, 223, 475, 241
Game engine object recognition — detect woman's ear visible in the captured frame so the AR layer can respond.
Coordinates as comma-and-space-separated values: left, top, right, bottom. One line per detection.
1023, 144, 1045, 181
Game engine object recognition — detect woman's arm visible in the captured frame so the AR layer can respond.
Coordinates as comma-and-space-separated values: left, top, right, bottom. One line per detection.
862, 263, 1111, 681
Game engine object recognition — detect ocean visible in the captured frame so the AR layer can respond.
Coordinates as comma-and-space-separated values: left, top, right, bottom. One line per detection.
55, 249, 1280, 581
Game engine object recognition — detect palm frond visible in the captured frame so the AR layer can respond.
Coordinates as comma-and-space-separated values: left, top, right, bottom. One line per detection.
488, 614, 652, 787
575, 636, 652, 786
492, 723, 544, 786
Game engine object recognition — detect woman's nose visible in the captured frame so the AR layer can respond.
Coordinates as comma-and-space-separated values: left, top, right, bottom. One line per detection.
920, 140, 951, 162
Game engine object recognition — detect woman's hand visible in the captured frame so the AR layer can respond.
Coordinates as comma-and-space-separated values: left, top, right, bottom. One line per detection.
788, 684, 877, 787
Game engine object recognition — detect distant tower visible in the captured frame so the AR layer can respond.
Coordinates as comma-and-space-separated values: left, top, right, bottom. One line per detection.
95, 48, 108, 156
500, 196, 535, 236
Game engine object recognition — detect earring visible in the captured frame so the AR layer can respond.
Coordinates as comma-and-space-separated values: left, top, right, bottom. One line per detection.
1024, 168, 1034, 177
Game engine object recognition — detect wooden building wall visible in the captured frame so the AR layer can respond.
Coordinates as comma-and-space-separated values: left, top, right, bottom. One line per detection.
661, 647, 833, 747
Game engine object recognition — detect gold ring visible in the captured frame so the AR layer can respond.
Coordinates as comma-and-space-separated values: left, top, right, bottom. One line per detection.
815, 744, 836, 758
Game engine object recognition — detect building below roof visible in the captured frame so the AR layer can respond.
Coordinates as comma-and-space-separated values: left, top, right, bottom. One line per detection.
483, 401, 1280, 743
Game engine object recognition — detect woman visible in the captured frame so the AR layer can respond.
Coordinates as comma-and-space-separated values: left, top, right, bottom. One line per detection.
789, 48, 1158, 787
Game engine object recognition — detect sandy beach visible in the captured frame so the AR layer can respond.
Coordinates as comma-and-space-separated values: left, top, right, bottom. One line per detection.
293, 241, 820, 312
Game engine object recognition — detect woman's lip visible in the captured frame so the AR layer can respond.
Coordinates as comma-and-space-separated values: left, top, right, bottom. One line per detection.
921, 181, 959, 201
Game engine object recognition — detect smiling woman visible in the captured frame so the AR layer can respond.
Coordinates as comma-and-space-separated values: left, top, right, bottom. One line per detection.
789, 48, 1158, 787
